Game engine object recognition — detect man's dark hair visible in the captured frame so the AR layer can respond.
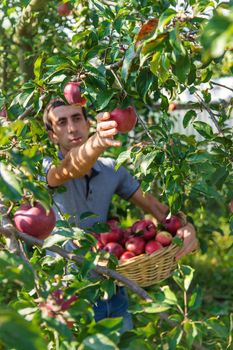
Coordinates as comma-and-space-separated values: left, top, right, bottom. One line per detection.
43, 98, 88, 131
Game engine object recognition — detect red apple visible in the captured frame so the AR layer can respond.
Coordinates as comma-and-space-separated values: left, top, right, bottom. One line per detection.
57, 2, 71, 16
163, 215, 182, 236
119, 251, 136, 263
145, 240, 162, 254
60, 295, 78, 311
96, 240, 104, 250
64, 81, 87, 106
39, 289, 77, 328
14, 202, 56, 239
51, 290, 78, 310
110, 106, 137, 133
107, 218, 120, 229
100, 227, 123, 245
120, 228, 132, 246
103, 242, 124, 259
156, 231, 172, 247
168, 102, 177, 112
0, 108, 7, 118
125, 236, 145, 255
131, 219, 157, 240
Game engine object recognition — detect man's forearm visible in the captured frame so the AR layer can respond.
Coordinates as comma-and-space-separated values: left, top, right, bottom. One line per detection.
47, 134, 106, 187
130, 189, 169, 223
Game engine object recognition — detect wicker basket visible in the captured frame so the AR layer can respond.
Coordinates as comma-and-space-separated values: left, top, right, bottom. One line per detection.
116, 243, 180, 287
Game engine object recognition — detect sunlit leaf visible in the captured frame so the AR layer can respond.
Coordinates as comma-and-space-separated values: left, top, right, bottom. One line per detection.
0, 308, 46, 350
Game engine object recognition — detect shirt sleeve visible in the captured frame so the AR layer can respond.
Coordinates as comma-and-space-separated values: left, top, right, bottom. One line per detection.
114, 163, 140, 200
38, 156, 53, 183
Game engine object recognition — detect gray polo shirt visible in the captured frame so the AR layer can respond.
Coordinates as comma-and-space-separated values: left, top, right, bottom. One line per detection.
43, 153, 140, 230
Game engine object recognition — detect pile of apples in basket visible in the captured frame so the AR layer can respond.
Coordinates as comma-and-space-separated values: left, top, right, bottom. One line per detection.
94, 214, 183, 264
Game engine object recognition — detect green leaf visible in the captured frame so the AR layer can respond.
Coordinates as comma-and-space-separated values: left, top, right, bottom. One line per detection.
34, 54, 43, 82
172, 236, 183, 247
172, 54, 190, 83
193, 121, 214, 138
187, 151, 212, 164
0, 251, 35, 290
96, 90, 116, 110
90, 222, 109, 233
150, 51, 161, 75
0, 163, 22, 200
141, 33, 167, 56
182, 265, 195, 292
161, 286, 178, 305
42, 234, 71, 248
144, 303, 171, 313
78, 333, 119, 350
183, 320, 198, 348
0, 308, 46, 350
115, 149, 132, 170
192, 182, 221, 199
188, 286, 203, 311
167, 326, 183, 350
158, 8, 177, 31
136, 68, 155, 102
121, 45, 136, 82
139, 151, 158, 175
201, 10, 233, 60
80, 212, 98, 221
183, 110, 197, 128
205, 317, 229, 338
87, 317, 122, 336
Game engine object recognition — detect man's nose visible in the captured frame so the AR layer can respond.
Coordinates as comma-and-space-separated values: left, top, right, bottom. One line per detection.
67, 120, 76, 133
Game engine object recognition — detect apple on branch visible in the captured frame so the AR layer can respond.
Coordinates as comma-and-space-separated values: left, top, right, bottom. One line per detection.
14, 202, 56, 240
64, 81, 87, 106
109, 106, 137, 133
57, 2, 71, 16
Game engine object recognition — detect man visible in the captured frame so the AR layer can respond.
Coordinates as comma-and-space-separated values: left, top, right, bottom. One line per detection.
42, 99, 198, 332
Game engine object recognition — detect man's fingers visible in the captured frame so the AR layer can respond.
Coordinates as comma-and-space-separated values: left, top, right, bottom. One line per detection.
97, 120, 117, 132
98, 138, 122, 147
96, 111, 111, 122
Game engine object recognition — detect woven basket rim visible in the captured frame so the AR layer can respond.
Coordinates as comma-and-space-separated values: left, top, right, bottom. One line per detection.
117, 243, 180, 267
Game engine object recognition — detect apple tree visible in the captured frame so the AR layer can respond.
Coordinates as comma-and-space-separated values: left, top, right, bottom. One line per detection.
0, 0, 233, 349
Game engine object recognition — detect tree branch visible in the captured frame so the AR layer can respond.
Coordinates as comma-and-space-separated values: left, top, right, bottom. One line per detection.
210, 80, 233, 93
194, 92, 224, 136
18, 93, 46, 120
0, 224, 152, 301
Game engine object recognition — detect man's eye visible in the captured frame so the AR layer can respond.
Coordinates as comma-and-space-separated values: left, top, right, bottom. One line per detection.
58, 120, 66, 125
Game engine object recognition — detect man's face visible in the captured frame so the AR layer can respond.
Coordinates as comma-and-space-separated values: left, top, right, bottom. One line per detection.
48, 105, 90, 155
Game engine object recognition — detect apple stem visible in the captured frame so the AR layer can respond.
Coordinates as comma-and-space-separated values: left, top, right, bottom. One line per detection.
110, 69, 127, 98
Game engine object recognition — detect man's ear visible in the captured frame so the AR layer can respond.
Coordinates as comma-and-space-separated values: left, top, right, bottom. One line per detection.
48, 130, 59, 145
